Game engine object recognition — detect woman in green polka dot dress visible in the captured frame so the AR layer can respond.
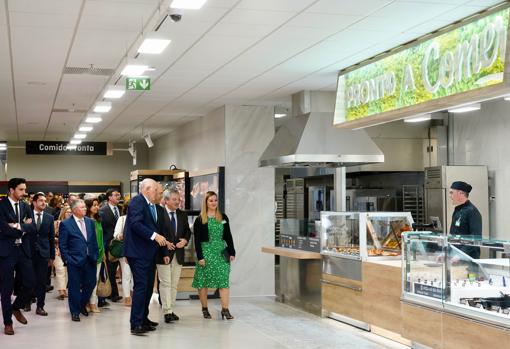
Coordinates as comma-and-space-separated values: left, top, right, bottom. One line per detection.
192, 191, 236, 320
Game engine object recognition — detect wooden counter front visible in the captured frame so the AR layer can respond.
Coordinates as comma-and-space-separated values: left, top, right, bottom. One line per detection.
322, 273, 363, 322
363, 261, 402, 334
261, 246, 321, 259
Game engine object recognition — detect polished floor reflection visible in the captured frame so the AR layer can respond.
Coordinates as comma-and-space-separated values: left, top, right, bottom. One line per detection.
1, 294, 407, 349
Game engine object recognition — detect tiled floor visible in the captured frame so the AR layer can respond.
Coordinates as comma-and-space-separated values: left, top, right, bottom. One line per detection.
1, 294, 408, 349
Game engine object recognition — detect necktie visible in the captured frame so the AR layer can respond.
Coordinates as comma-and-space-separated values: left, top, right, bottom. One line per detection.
36, 213, 42, 231
113, 206, 119, 221
14, 202, 20, 223
78, 219, 87, 241
170, 212, 176, 232
149, 204, 157, 222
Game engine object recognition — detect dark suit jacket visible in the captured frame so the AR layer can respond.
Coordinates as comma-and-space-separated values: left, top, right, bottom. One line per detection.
123, 194, 159, 261
30, 210, 55, 260
0, 197, 35, 258
59, 216, 99, 267
193, 213, 235, 261
99, 204, 118, 243
155, 207, 192, 265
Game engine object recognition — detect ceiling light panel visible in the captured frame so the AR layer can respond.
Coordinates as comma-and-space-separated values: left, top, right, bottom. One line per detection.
104, 85, 126, 99
170, 0, 207, 10
93, 101, 112, 113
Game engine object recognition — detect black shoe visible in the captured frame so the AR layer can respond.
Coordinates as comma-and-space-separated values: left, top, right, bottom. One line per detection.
146, 319, 158, 327
202, 307, 211, 319
46, 285, 54, 292
164, 314, 174, 323
31, 297, 36, 304
111, 295, 123, 302
142, 324, 156, 332
98, 300, 110, 308
36, 307, 48, 316
170, 313, 179, 321
131, 326, 146, 336
71, 314, 80, 322
23, 304, 31, 312
80, 307, 89, 317
221, 308, 234, 320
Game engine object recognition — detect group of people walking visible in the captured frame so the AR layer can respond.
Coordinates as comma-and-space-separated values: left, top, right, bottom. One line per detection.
0, 177, 236, 336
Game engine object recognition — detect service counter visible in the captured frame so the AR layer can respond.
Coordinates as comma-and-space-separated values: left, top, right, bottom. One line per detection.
321, 258, 510, 348
262, 246, 322, 315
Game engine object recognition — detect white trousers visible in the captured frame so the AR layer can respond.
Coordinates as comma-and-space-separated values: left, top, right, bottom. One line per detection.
54, 254, 68, 291
89, 263, 101, 305
156, 258, 183, 314
119, 257, 133, 297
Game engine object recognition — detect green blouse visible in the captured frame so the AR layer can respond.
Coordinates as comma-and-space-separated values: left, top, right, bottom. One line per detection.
94, 220, 104, 264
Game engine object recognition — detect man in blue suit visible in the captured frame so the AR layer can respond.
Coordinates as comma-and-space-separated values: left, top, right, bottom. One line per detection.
0, 178, 36, 335
58, 199, 98, 322
124, 179, 167, 335
25, 192, 55, 316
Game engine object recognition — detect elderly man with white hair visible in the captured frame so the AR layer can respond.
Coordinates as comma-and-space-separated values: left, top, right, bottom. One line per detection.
123, 178, 167, 335
58, 199, 99, 322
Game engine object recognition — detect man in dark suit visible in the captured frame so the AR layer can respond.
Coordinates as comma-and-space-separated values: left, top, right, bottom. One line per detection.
24, 192, 55, 316
156, 188, 191, 323
58, 199, 99, 322
0, 178, 36, 335
99, 188, 122, 303
124, 179, 167, 335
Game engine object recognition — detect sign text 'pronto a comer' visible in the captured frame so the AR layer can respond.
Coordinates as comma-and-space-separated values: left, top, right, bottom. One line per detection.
334, 8, 509, 126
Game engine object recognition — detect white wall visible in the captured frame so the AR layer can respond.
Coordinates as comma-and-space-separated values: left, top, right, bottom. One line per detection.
451, 99, 510, 240
6, 143, 148, 193
149, 107, 225, 170
224, 105, 275, 297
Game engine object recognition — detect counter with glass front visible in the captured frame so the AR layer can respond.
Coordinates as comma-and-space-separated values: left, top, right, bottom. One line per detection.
402, 232, 510, 329
320, 211, 414, 334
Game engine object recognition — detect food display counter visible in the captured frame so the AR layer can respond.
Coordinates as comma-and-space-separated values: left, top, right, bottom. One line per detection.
320, 211, 414, 332
400, 232, 510, 348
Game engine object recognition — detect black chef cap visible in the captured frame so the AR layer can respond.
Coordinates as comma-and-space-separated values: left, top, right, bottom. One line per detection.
450, 181, 472, 194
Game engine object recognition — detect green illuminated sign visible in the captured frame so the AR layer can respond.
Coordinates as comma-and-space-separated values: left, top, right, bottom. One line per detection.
126, 77, 151, 91
334, 8, 509, 126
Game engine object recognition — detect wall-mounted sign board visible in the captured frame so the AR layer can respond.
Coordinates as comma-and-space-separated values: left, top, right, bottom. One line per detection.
334, 5, 510, 129
26, 141, 110, 156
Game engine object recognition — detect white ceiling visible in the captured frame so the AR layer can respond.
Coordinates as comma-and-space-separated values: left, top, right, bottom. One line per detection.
0, 0, 504, 142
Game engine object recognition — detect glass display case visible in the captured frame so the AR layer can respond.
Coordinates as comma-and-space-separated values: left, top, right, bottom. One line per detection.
320, 211, 414, 260
402, 232, 510, 328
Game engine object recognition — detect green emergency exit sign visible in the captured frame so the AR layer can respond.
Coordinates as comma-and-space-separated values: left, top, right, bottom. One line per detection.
126, 77, 151, 91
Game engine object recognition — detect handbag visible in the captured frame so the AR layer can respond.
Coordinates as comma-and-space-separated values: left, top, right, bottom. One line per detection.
96, 262, 112, 297
222, 248, 231, 263
109, 239, 124, 260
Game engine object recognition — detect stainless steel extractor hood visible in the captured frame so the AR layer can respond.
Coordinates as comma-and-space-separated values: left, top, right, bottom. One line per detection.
259, 112, 384, 167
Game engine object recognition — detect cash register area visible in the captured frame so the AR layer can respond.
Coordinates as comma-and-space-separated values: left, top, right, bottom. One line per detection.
0, 295, 405, 349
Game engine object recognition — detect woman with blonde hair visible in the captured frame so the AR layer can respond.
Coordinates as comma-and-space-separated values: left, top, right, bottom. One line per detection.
192, 191, 236, 320
54, 204, 71, 300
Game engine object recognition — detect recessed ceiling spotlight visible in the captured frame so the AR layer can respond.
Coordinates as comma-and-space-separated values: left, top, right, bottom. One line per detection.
74, 133, 87, 139
448, 103, 481, 113
404, 114, 432, 123
70, 139, 82, 145
274, 113, 287, 119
